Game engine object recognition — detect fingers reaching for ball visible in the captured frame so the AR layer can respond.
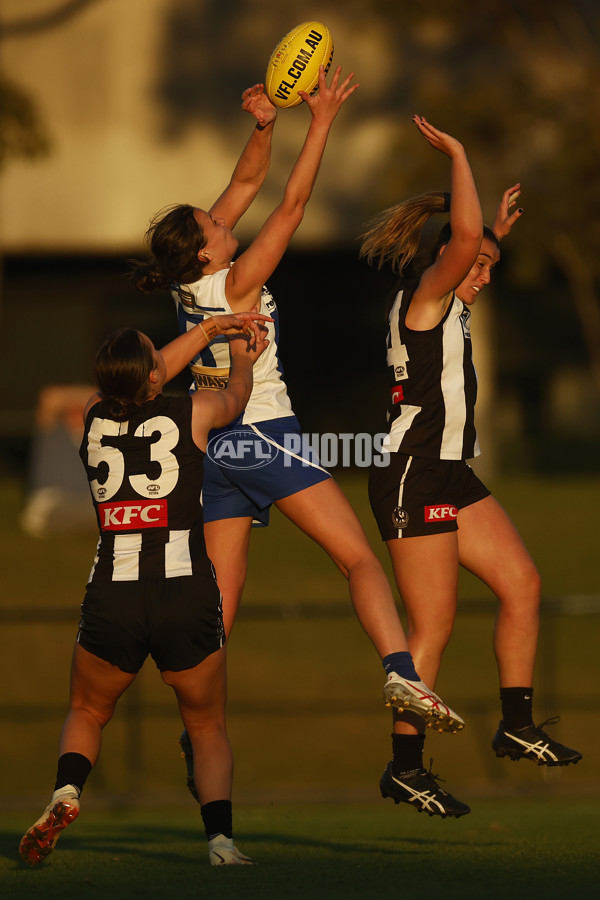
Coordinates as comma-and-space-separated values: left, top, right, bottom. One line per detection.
299, 65, 359, 119
241, 83, 277, 127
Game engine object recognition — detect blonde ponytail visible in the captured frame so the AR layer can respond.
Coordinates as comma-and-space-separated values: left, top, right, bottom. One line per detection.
359, 191, 450, 273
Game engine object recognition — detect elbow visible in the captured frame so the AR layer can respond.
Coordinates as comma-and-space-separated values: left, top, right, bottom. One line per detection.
281, 197, 306, 227
462, 224, 484, 244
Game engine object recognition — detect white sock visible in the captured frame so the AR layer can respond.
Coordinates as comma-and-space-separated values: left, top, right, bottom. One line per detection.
52, 784, 80, 802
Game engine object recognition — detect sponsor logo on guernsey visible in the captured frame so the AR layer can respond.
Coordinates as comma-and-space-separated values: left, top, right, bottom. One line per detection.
392, 507, 410, 529
261, 285, 276, 311
99, 499, 168, 531
391, 385, 404, 404
191, 363, 230, 391
424, 504, 458, 522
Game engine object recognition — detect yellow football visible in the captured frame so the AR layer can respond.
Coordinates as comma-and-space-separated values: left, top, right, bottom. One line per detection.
265, 21, 334, 109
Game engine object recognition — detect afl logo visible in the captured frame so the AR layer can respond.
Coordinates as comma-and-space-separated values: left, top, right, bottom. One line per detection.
97, 487, 107, 497
392, 507, 409, 529
207, 430, 278, 470
147, 483, 161, 494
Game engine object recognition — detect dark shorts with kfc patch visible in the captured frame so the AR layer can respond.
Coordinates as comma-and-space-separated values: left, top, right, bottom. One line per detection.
368, 453, 490, 541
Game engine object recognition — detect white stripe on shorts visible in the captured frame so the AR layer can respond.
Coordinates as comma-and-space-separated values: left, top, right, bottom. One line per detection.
395, 455, 413, 539
249, 424, 328, 473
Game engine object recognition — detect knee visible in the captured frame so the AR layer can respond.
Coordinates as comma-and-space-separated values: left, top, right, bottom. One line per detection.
185, 717, 228, 742
500, 562, 541, 619
408, 611, 455, 652
70, 701, 114, 730
515, 562, 542, 608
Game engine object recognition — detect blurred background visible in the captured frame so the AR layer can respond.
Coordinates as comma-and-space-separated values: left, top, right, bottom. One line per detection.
0, 0, 598, 808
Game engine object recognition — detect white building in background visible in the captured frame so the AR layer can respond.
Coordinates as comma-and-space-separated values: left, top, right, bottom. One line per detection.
0, 0, 394, 254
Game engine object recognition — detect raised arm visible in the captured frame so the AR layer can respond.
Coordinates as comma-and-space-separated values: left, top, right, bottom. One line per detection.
190, 328, 269, 449
224, 65, 359, 313
409, 117, 483, 329
160, 310, 273, 382
209, 85, 277, 229
492, 183, 523, 240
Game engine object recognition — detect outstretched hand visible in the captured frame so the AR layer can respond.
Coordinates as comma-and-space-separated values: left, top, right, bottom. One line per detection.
228, 321, 269, 363
413, 115, 466, 160
493, 183, 523, 239
241, 83, 277, 128
215, 309, 273, 342
298, 65, 359, 121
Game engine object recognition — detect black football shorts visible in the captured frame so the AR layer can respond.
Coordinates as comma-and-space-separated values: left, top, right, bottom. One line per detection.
77, 572, 224, 673
368, 453, 490, 540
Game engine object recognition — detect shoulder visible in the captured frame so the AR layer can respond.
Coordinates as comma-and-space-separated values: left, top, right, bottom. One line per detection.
387, 278, 418, 318
83, 393, 102, 422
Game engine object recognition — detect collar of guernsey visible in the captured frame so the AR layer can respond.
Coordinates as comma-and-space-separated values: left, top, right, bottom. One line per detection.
172, 267, 293, 425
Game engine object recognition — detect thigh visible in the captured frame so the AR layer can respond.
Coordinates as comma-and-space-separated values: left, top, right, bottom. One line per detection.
457, 494, 539, 596
386, 531, 459, 627
275, 478, 374, 571
204, 516, 253, 635
204, 517, 253, 582
162, 645, 228, 724
69, 643, 136, 714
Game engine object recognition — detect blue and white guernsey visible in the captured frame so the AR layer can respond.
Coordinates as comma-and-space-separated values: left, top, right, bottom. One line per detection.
172, 268, 293, 424
383, 285, 480, 460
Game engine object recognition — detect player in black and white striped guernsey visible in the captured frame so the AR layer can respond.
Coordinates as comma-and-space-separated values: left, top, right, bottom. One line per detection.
384, 283, 479, 461
84, 390, 212, 584
362, 115, 581, 820
19, 310, 270, 868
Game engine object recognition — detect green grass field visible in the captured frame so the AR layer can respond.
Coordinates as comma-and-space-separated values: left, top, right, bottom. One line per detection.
1, 473, 599, 896
3, 801, 599, 899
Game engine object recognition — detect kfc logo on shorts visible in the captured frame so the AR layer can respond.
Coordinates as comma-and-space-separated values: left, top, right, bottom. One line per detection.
392, 507, 409, 529
99, 499, 168, 531
391, 385, 404, 405
424, 504, 458, 523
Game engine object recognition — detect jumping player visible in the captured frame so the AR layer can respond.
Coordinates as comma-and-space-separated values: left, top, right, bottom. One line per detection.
360, 115, 582, 818
130, 71, 467, 797
19, 310, 271, 867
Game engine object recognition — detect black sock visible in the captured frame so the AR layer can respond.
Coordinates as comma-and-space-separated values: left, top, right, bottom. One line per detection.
201, 799, 233, 840
500, 687, 534, 731
54, 752, 93, 795
391, 733, 425, 777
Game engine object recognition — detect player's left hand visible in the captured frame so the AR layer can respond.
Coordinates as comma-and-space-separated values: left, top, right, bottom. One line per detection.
241, 83, 277, 127
299, 65, 359, 120
215, 309, 273, 342
493, 183, 523, 239
228, 322, 269, 362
